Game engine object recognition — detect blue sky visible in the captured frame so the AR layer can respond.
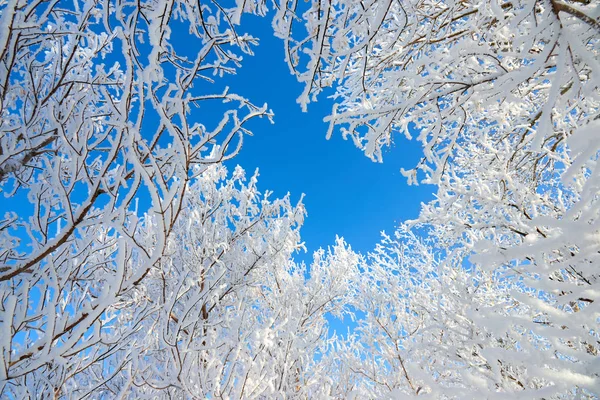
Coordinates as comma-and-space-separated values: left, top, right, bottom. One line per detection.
221, 15, 434, 262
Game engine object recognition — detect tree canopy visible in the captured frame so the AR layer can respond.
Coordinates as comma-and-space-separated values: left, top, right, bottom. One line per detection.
0, 0, 598, 398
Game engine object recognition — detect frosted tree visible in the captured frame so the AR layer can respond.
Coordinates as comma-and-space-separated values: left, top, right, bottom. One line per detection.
277, 0, 598, 169
25, 163, 360, 398
0, 0, 274, 396
126, 165, 361, 399
277, 0, 600, 397
328, 224, 590, 398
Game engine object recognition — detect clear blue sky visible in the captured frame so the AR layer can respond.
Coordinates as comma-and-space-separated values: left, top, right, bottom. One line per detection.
222, 15, 433, 262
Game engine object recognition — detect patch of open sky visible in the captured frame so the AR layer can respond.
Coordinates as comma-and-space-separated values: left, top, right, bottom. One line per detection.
218, 14, 435, 265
